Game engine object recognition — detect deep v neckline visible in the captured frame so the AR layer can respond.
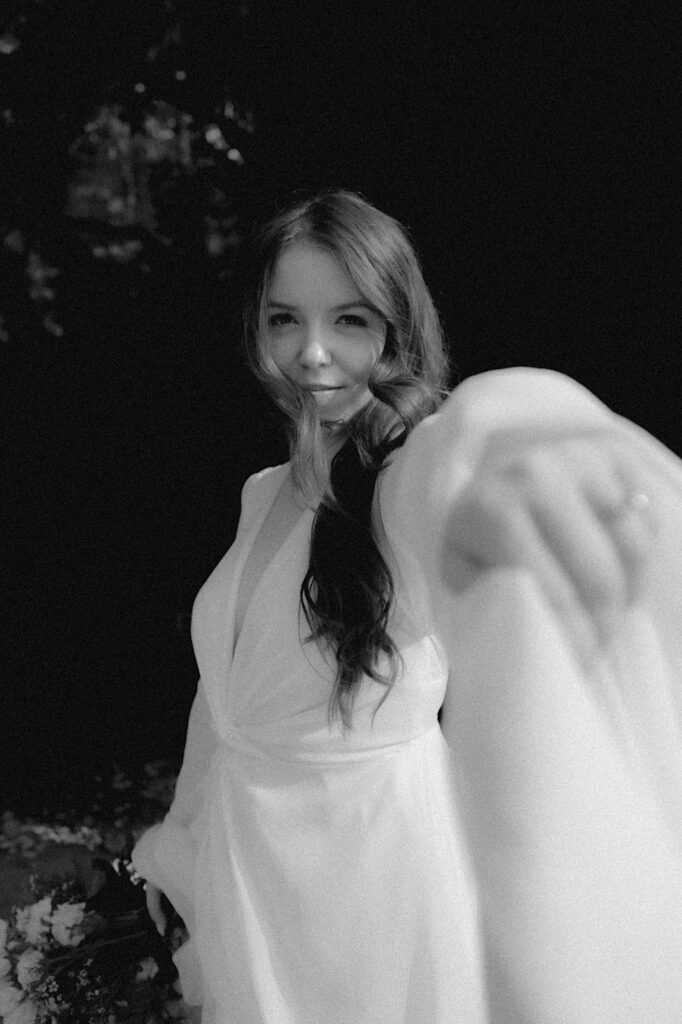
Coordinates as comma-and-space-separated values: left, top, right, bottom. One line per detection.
232, 472, 315, 657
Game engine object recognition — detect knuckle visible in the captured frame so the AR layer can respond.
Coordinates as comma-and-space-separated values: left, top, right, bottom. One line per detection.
453, 481, 517, 539
499, 449, 553, 496
447, 482, 525, 575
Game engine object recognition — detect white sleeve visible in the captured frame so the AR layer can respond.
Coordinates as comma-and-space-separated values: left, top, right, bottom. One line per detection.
381, 367, 682, 1023
130, 469, 269, 1008
130, 681, 218, 1006
130, 678, 219, 933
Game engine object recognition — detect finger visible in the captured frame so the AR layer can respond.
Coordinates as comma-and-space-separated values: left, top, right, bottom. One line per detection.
442, 490, 602, 667
544, 437, 660, 606
145, 884, 167, 936
592, 474, 660, 603
604, 505, 658, 602
527, 470, 632, 646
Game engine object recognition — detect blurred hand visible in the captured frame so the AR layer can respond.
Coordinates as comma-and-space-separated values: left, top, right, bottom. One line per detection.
145, 882, 167, 936
441, 429, 658, 664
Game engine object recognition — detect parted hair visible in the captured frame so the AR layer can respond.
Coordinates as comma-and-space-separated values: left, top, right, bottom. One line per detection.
242, 190, 450, 727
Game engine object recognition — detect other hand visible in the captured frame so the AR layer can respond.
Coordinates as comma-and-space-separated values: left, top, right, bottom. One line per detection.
145, 882, 167, 936
441, 429, 658, 664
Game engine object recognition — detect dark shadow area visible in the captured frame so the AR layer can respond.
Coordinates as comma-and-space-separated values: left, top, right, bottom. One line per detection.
3, 0, 679, 812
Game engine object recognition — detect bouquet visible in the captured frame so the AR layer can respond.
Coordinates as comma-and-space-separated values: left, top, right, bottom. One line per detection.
0, 762, 192, 1024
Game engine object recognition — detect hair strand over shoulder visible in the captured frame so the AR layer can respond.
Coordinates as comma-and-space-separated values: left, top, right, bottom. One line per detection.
243, 189, 451, 728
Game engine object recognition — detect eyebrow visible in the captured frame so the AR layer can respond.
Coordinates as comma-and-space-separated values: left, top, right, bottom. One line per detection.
266, 300, 379, 313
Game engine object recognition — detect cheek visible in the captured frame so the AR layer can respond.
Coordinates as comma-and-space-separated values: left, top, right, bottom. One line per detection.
361, 351, 379, 379
356, 335, 385, 378
264, 337, 293, 375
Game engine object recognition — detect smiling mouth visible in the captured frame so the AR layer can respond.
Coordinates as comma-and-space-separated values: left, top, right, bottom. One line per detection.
304, 385, 344, 392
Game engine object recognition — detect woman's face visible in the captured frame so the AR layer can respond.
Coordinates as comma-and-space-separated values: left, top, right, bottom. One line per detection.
263, 241, 385, 422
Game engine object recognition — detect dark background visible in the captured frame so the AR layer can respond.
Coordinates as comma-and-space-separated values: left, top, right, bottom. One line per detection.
3, 0, 680, 812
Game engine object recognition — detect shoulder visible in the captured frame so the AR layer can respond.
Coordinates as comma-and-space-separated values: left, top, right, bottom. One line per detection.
191, 462, 290, 637
242, 462, 290, 490
239, 463, 290, 522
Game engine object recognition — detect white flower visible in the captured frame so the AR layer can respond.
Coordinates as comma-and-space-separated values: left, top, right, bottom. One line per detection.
49, 901, 86, 947
14, 898, 52, 946
15, 949, 43, 991
0, 953, 11, 979
0, 978, 22, 1014
135, 956, 159, 981
5, 996, 39, 1024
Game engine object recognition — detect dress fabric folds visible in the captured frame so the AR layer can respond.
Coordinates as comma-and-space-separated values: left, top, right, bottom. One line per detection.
132, 368, 682, 1023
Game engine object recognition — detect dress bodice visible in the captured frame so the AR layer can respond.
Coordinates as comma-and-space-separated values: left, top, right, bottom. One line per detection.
191, 461, 449, 761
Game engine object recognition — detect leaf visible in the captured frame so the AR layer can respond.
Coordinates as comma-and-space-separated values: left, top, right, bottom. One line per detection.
0, 33, 20, 56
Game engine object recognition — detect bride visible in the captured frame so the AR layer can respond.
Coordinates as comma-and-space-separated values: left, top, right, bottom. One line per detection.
133, 189, 682, 1023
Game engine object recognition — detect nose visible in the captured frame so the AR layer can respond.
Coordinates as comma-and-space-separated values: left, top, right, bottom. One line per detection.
297, 324, 331, 367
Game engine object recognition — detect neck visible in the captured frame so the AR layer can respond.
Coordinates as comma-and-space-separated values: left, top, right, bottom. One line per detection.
320, 419, 350, 458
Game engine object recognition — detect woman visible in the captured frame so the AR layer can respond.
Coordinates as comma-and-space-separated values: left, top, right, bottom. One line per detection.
133, 190, 682, 1023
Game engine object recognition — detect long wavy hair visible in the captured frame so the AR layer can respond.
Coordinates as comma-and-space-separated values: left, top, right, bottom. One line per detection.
243, 189, 450, 727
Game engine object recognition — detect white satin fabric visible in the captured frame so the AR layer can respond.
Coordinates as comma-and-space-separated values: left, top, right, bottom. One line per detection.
132, 369, 682, 1023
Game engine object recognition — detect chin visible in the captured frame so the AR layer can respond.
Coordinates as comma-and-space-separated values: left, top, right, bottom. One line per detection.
316, 393, 372, 422
312, 397, 353, 418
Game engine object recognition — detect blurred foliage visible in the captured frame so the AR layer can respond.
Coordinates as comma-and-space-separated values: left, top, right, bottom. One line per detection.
0, 761, 189, 1022
0, 0, 255, 341
2, 4, 279, 802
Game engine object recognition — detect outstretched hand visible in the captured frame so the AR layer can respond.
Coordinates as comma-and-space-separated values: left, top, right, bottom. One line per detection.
145, 882, 167, 936
441, 428, 659, 665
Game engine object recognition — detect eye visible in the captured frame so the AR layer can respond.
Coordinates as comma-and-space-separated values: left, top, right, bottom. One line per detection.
337, 313, 368, 327
268, 312, 295, 327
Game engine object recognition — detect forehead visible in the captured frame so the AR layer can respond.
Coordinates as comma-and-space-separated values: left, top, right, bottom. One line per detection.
267, 241, 365, 304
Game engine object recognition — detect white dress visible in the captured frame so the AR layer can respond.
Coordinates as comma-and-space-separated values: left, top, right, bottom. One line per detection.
132, 369, 682, 1023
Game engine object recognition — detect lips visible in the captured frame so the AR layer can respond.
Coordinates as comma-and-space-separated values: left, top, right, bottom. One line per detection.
303, 384, 344, 392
